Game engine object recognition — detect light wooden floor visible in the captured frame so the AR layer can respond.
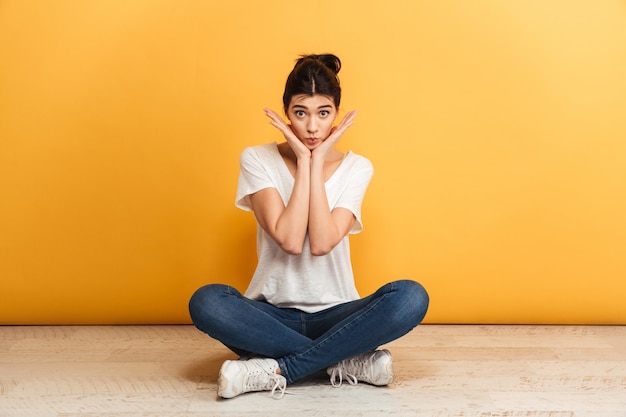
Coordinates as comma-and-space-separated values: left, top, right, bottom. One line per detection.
1, 325, 625, 417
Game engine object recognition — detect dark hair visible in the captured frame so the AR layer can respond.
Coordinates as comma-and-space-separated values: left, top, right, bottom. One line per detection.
282, 54, 342, 111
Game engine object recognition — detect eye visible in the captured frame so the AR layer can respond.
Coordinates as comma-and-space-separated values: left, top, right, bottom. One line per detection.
295, 110, 306, 117
319, 110, 330, 117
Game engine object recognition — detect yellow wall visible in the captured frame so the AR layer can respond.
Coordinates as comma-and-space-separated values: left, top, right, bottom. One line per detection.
1, 1, 625, 324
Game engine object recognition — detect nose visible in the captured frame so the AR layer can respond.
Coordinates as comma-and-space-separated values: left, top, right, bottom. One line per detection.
307, 118, 318, 135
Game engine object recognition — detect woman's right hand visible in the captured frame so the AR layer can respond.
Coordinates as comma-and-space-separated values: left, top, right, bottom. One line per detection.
264, 108, 311, 160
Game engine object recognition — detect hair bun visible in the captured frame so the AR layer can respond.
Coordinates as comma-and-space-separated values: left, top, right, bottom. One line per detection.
284, 53, 343, 109
297, 54, 341, 75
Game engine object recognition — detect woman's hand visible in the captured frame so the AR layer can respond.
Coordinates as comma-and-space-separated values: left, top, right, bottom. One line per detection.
312, 110, 359, 159
264, 108, 311, 160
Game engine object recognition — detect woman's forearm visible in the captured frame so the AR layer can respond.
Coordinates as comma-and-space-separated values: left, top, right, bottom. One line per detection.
308, 157, 345, 256
278, 157, 311, 254
251, 156, 311, 255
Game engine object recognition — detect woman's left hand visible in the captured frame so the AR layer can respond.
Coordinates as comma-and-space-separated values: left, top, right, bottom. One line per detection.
313, 110, 359, 159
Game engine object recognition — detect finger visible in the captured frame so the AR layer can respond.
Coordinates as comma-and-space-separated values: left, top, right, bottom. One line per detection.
333, 111, 358, 133
340, 110, 359, 127
263, 108, 281, 118
265, 110, 293, 135
264, 111, 282, 125
264, 108, 288, 125
334, 114, 357, 136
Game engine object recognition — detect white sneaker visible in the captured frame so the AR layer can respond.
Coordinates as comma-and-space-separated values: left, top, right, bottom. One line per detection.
218, 358, 287, 399
327, 349, 394, 387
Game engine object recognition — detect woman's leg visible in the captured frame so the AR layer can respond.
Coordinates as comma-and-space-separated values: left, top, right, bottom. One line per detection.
276, 280, 429, 384
189, 281, 429, 386
188, 284, 313, 358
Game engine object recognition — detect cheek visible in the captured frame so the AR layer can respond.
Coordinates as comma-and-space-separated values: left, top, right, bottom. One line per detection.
289, 121, 307, 138
322, 120, 335, 137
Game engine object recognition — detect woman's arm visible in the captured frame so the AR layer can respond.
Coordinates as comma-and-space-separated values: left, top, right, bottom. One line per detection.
248, 109, 313, 255
308, 110, 359, 256
249, 156, 310, 255
308, 161, 356, 256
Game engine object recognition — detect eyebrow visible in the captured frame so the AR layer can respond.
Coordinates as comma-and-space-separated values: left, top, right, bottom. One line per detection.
292, 104, 334, 110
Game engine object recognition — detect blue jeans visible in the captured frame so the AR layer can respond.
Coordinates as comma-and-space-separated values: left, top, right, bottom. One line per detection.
188, 280, 429, 384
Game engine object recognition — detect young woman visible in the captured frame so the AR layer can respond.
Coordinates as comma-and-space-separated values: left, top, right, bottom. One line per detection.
189, 54, 429, 399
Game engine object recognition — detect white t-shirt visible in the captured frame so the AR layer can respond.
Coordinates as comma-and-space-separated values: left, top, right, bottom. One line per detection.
235, 142, 374, 313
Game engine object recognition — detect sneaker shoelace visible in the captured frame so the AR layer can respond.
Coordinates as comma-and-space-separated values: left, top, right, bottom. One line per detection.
329, 354, 378, 388
329, 365, 359, 387
244, 368, 287, 399
269, 375, 287, 399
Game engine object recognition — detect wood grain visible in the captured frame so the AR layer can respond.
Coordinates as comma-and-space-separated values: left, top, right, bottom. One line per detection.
1, 325, 624, 416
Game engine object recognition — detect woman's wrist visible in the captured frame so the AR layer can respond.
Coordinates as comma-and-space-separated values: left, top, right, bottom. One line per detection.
310, 146, 328, 161
296, 153, 312, 167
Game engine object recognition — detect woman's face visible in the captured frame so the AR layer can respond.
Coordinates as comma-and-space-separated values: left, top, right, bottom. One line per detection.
286, 94, 337, 150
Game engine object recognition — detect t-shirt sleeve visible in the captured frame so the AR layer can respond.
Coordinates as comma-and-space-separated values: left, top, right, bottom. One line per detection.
335, 157, 374, 234
235, 147, 275, 211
